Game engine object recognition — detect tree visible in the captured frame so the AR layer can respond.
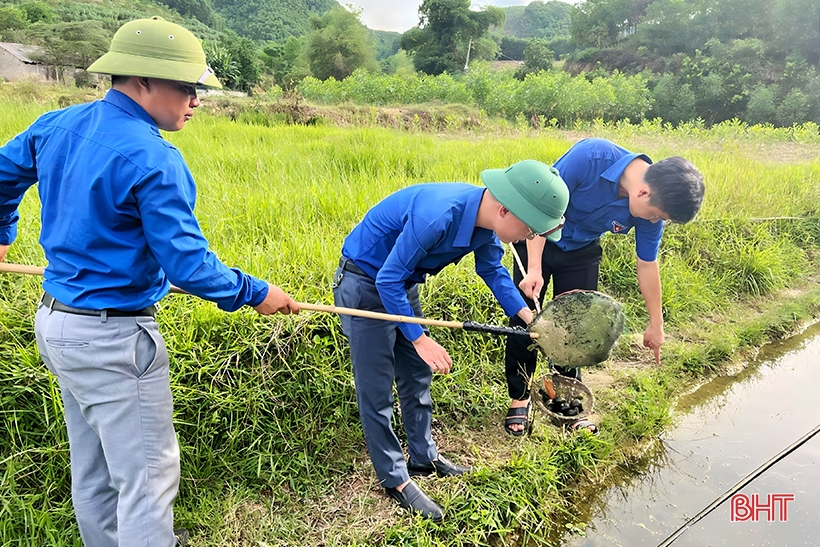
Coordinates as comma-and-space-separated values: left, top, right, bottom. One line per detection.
209, 0, 338, 42
160, 0, 219, 28
771, 0, 820, 67
668, 38, 768, 124
775, 88, 810, 126
306, 7, 378, 81
648, 73, 697, 124
570, 0, 634, 49
225, 33, 262, 91
0, 6, 28, 33
400, 0, 505, 75
371, 29, 400, 60
260, 41, 285, 78
514, 38, 554, 79
380, 50, 415, 76
501, 36, 528, 60
505, 1, 572, 40
627, 0, 772, 57
204, 41, 240, 87
629, 0, 699, 55
745, 85, 776, 125
204, 31, 261, 91
261, 36, 312, 89
31, 21, 111, 68
19, 2, 55, 24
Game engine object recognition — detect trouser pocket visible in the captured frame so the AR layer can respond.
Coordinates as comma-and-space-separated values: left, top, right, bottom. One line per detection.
134, 320, 167, 378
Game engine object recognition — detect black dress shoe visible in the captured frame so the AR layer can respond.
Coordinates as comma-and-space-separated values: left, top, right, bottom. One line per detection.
174, 529, 190, 546
407, 455, 471, 477
385, 480, 443, 521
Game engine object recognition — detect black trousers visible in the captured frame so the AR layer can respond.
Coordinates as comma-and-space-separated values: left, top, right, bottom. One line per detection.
505, 239, 603, 399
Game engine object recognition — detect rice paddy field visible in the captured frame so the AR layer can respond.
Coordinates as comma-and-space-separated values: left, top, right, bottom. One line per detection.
2, 82, 820, 546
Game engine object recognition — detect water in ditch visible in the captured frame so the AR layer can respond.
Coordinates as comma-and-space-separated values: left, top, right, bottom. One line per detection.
553, 321, 820, 547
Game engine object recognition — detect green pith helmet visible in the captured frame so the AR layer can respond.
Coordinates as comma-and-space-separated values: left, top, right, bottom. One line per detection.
87, 16, 221, 88
481, 160, 569, 242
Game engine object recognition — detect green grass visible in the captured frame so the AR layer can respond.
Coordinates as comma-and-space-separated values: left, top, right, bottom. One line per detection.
3, 81, 820, 546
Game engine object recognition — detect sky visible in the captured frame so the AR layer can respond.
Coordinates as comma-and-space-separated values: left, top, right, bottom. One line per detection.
348, 1, 549, 34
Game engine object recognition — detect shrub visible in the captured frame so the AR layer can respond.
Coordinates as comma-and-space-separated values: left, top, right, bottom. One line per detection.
745, 85, 777, 126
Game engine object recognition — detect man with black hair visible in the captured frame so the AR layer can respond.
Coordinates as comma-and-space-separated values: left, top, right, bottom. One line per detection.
503, 138, 705, 435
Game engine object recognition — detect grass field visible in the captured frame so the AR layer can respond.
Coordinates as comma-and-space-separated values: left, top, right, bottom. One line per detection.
2, 82, 820, 546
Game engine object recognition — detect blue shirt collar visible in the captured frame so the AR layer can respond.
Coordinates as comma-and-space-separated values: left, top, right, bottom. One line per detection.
102, 89, 161, 136
600, 152, 652, 186
453, 187, 485, 247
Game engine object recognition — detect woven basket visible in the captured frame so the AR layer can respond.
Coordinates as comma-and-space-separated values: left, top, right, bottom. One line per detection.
534, 373, 595, 426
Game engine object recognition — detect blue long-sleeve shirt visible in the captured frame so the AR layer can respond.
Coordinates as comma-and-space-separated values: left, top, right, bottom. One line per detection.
0, 89, 267, 311
341, 183, 528, 341
553, 138, 664, 262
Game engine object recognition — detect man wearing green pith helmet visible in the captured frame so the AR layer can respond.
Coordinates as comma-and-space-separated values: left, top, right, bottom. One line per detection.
333, 160, 569, 520
0, 17, 299, 547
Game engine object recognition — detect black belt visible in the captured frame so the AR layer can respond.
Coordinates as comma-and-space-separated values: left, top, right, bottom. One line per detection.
41, 292, 157, 318
339, 257, 369, 277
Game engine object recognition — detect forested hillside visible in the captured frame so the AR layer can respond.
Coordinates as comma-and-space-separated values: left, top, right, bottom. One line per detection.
0, 0, 344, 89
0, 0, 341, 62
1, 0, 819, 128
499, 1, 573, 61
503, 0, 571, 40
0, 0, 220, 69
567, 0, 820, 125
209, 0, 338, 42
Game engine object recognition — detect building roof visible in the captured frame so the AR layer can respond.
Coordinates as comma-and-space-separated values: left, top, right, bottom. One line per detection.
0, 42, 46, 64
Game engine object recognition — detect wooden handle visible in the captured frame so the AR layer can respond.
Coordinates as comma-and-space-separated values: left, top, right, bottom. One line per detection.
298, 302, 465, 329
0, 262, 186, 294
0, 262, 44, 275
1, 262, 535, 337
0, 262, 467, 328
508, 243, 541, 315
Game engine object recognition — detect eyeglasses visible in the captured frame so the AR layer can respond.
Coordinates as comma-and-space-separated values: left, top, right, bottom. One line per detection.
526, 216, 565, 240
175, 82, 198, 99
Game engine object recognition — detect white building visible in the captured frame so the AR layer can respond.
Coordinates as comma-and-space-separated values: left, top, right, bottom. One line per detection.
0, 41, 81, 84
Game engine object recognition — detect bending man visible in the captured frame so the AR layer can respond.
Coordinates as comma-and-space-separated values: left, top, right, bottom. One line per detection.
333, 160, 568, 520
504, 138, 705, 435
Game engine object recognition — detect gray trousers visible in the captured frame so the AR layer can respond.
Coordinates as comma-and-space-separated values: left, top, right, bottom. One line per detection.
34, 305, 179, 547
332, 263, 437, 489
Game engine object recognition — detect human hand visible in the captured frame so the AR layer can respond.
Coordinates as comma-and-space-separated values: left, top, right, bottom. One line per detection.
643, 323, 664, 364
253, 283, 300, 315
412, 333, 453, 374
517, 306, 534, 325
0, 244, 9, 263
518, 271, 543, 301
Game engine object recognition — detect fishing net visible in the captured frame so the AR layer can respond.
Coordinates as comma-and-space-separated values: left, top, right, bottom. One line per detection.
528, 289, 625, 367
